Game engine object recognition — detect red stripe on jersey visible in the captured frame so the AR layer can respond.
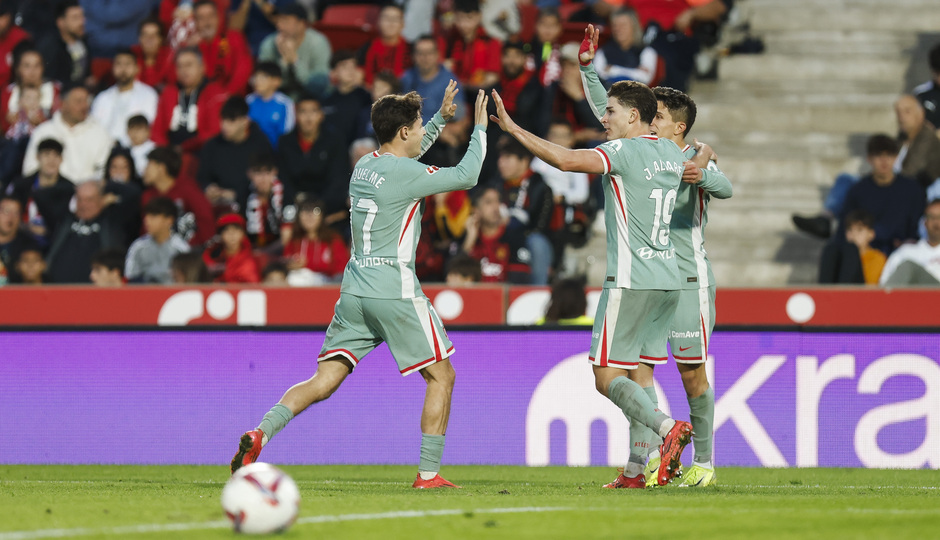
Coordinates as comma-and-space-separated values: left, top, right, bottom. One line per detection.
700, 313, 708, 356
682, 144, 691, 152
399, 201, 420, 245
639, 135, 658, 140
596, 147, 612, 174
372, 151, 380, 157
609, 177, 628, 226
599, 317, 608, 367
428, 313, 442, 362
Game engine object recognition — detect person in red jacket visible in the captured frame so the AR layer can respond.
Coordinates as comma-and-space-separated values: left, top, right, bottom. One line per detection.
141, 146, 216, 247
282, 198, 349, 282
150, 46, 228, 153
193, 0, 253, 95
0, 3, 30, 86
203, 212, 261, 283
132, 17, 176, 90
361, 4, 411, 87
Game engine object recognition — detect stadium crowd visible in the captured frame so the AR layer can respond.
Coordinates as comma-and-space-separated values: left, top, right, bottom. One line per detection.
0, 0, 732, 287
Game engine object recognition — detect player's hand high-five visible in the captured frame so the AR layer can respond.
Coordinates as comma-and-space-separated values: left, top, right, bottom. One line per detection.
439, 79, 459, 121
579, 24, 600, 66
488, 90, 515, 133
474, 89, 490, 128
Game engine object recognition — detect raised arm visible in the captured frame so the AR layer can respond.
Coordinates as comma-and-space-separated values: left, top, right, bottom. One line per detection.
578, 25, 608, 122
417, 80, 460, 159
491, 90, 607, 175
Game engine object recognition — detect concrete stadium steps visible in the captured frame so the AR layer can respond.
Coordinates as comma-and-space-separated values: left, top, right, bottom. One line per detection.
761, 31, 918, 57
749, 5, 940, 33
716, 55, 907, 82
690, 79, 905, 104
691, 131, 864, 160
694, 103, 895, 134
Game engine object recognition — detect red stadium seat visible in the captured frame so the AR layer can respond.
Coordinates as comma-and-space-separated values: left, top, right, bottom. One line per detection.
318, 4, 381, 31
558, 2, 586, 22
516, 3, 539, 42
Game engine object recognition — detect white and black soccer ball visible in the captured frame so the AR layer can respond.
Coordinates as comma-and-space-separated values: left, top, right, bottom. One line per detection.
221, 462, 301, 535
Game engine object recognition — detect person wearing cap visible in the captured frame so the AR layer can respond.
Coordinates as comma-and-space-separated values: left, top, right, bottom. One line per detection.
203, 212, 261, 283
0, 0, 30, 86
258, 3, 331, 100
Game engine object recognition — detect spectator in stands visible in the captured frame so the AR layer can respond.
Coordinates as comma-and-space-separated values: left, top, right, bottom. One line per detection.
125, 196, 191, 284
445, 0, 501, 91
361, 4, 411, 87
480, 0, 519, 42
45, 181, 127, 283
82, 0, 154, 59
913, 43, 940, 130
527, 7, 563, 89
595, 8, 659, 85
321, 50, 371, 149
15, 0, 57, 45
37, 0, 92, 90
276, 94, 349, 215
1, 47, 61, 134
0, 194, 37, 284
462, 186, 530, 284
244, 152, 292, 249
819, 210, 886, 285
142, 146, 215, 246
880, 199, 940, 286
282, 198, 348, 284
228, 0, 282, 56
88, 248, 125, 286
0, 84, 41, 182
495, 41, 541, 135
91, 49, 159, 146
198, 95, 272, 209
348, 137, 378, 168
258, 3, 331, 100
444, 252, 482, 286
171, 250, 210, 283
151, 46, 227, 152
261, 260, 288, 285
497, 137, 555, 285
14, 246, 46, 284
133, 18, 176, 90
400, 35, 466, 125
203, 212, 261, 283
547, 43, 605, 142
127, 114, 155, 177
569, 0, 618, 26
247, 61, 294, 149
22, 86, 112, 183
538, 278, 593, 325
193, 0, 254, 95
4, 138, 73, 245
103, 147, 143, 243
0, 1, 30, 86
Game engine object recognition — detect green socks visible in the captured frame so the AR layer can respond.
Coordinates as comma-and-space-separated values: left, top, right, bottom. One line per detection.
689, 386, 715, 464
257, 404, 294, 446
418, 433, 446, 477
628, 386, 661, 467
608, 376, 671, 436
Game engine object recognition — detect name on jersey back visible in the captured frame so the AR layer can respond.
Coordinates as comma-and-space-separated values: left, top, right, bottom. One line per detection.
643, 159, 683, 181
351, 167, 386, 188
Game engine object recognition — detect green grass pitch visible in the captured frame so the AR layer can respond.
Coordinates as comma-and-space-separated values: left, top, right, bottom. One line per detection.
1, 465, 938, 539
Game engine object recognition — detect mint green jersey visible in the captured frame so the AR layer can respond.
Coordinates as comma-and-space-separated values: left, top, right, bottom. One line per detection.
672, 144, 733, 289
595, 136, 685, 290
341, 116, 487, 299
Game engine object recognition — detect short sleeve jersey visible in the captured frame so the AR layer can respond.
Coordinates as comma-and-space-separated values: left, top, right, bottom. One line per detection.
340, 125, 487, 299
594, 135, 684, 290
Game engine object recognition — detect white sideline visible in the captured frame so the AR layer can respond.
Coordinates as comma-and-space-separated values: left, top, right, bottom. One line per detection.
0, 506, 574, 540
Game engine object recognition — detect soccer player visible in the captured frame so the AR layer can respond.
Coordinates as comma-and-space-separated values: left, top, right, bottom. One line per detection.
489, 35, 709, 489
579, 24, 731, 488
231, 82, 490, 489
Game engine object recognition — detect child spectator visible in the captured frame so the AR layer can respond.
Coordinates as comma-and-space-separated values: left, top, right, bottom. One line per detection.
171, 250, 209, 283
89, 248, 126, 286
445, 252, 482, 286
445, 0, 501, 91
14, 247, 46, 285
203, 212, 261, 283
141, 146, 215, 246
4, 138, 73, 245
361, 4, 411, 86
261, 260, 288, 285
6, 86, 41, 140
0, 194, 38, 284
282, 198, 349, 285
103, 147, 144, 244
247, 61, 295, 150
819, 211, 886, 285
127, 114, 155, 178
133, 18, 175, 90
321, 50, 372, 149
461, 186, 530, 284
125, 196, 191, 284
537, 278, 593, 325
528, 8, 563, 87
1, 47, 61, 133
244, 152, 293, 249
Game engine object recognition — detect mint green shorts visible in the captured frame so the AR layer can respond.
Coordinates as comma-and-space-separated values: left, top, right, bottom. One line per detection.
318, 294, 454, 376
588, 288, 680, 369
667, 285, 716, 364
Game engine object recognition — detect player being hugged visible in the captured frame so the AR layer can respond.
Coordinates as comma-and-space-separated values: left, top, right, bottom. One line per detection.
232, 82, 490, 489
489, 26, 711, 488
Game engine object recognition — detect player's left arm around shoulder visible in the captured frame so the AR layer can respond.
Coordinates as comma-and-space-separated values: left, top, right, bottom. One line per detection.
699, 162, 733, 199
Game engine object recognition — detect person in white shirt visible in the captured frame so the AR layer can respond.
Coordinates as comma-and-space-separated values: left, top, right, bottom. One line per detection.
21, 86, 113, 183
881, 199, 940, 286
91, 49, 158, 146
529, 119, 590, 206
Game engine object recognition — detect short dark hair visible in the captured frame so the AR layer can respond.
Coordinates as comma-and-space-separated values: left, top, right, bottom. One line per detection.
56, 0, 80, 19
143, 196, 178, 219
371, 91, 422, 145
498, 135, 532, 161
866, 134, 899, 157
653, 86, 697, 136
446, 253, 482, 282
262, 261, 288, 280
248, 152, 278, 171
171, 252, 210, 283
0, 193, 21, 209
175, 45, 203, 64
37, 138, 63, 155
503, 41, 526, 55
544, 278, 588, 323
127, 114, 149, 130
220, 96, 249, 120
193, 0, 217, 11
608, 81, 657, 124
254, 61, 282, 78
330, 49, 358, 70
929, 42, 940, 73
113, 48, 136, 63
295, 92, 321, 108
537, 7, 560, 22
91, 249, 126, 275
148, 146, 182, 178
373, 71, 402, 94
414, 34, 438, 50
454, 0, 480, 14
844, 210, 874, 230
138, 16, 164, 36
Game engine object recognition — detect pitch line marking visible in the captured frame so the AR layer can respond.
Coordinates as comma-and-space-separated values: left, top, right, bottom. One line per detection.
0, 506, 574, 540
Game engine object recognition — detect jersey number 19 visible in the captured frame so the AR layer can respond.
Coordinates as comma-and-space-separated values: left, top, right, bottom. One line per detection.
648, 188, 677, 247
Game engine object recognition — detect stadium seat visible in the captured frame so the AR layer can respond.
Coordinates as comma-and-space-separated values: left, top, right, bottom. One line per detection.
516, 3, 539, 42
558, 2, 586, 22
318, 4, 381, 30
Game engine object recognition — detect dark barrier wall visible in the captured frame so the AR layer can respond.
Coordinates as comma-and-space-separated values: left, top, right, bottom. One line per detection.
2, 330, 937, 468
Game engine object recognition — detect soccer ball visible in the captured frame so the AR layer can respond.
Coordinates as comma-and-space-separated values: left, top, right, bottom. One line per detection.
221, 463, 301, 535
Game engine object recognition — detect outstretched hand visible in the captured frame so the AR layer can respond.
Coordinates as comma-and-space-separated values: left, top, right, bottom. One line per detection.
440, 79, 459, 121
474, 89, 489, 128
488, 90, 515, 133
579, 24, 600, 66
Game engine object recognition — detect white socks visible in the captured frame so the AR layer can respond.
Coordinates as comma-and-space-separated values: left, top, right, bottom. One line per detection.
657, 419, 676, 439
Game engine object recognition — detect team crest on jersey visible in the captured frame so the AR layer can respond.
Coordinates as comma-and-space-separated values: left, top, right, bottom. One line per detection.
426, 166, 440, 174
